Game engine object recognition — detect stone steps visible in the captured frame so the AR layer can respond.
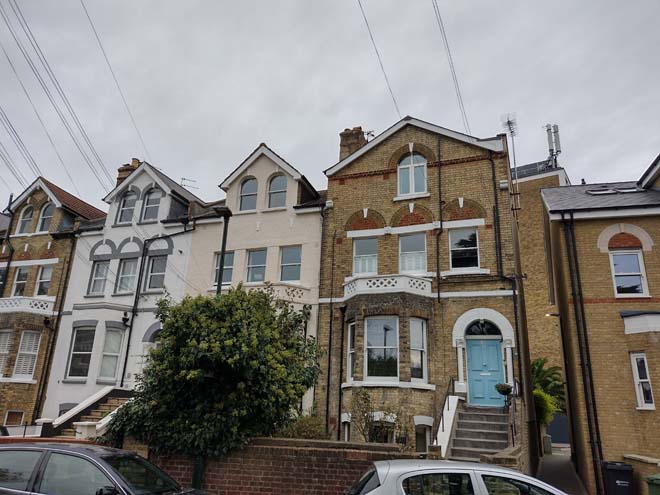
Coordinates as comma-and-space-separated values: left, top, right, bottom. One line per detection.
453, 437, 508, 450
455, 428, 509, 441
449, 405, 510, 462
457, 420, 507, 432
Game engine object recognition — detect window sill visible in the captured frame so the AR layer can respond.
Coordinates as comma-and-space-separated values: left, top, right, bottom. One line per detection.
112, 292, 135, 297
96, 378, 117, 385
137, 220, 159, 226
636, 405, 656, 411
615, 294, 652, 299
0, 377, 36, 384
112, 222, 133, 228
233, 210, 257, 216
400, 271, 434, 278
62, 378, 87, 384
393, 193, 430, 202
441, 268, 490, 277
341, 380, 436, 391
262, 207, 288, 213
84, 294, 105, 299
141, 289, 165, 295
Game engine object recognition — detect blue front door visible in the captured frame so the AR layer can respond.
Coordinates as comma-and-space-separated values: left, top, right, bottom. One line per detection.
466, 339, 505, 406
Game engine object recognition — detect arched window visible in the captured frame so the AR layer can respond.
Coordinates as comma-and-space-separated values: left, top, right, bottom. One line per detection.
239, 178, 257, 211
268, 175, 287, 208
141, 189, 161, 222
16, 206, 34, 234
37, 203, 55, 232
398, 152, 427, 196
466, 320, 501, 337
117, 192, 137, 224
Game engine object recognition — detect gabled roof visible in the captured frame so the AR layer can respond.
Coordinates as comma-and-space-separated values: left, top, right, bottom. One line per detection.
103, 161, 203, 204
637, 153, 660, 190
8, 177, 105, 220
324, 116, 505, 176
219, 143, 303, 191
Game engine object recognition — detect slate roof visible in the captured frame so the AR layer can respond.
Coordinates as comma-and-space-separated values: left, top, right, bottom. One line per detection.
40, 177, 106, 219
541, 181, 660, 212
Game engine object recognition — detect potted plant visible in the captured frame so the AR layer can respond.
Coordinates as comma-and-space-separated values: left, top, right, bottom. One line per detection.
495, 383, 513, 412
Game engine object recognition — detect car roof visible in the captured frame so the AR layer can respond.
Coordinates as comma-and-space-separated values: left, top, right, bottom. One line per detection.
374, 459, 525, 481
0, 442, 129, 459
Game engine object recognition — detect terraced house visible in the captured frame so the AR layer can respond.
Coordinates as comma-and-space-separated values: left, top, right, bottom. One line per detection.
542, 154, 660, 495
0, 178, 105, 431
314, 117, 537, 471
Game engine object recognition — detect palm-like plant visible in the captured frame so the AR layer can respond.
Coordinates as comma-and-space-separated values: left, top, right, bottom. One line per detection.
531, 358, 566, 413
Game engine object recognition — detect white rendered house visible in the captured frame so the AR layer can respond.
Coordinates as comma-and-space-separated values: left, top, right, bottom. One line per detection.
186, 144, 325, 412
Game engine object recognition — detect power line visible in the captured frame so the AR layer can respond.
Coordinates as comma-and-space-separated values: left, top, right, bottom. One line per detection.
0, 40, 80, 195
431, 0, 471, 134
0, 137, 28, 188
79, 0, 152, 162
0, 104, 42, 177
356, 0, 401, 119
9, 0, 115, 185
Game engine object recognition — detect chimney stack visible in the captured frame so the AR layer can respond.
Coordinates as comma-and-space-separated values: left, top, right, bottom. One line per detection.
339, 127, 367, 161
116, 158, 141, 186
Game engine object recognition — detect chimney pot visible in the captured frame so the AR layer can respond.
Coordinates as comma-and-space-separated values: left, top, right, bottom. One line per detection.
116, 158, 141, 187
339, 126, 367, 161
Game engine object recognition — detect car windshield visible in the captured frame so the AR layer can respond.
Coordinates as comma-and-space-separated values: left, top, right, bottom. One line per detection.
103, 454, 180, 494
346, 466, 380, 495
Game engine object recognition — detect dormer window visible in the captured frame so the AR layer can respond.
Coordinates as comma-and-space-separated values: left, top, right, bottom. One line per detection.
398, 153, 427, 196
268, 175, 287, 208
141, 189, 161, 222
117, 192, 137, 224
17, 206, 33, 234
240, 178, 257, 211
37, 203, 54, 232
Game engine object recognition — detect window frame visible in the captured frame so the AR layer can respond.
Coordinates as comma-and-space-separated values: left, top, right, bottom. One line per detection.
630, 352, 654, 410
0, 330, 12, 376
141, 189, 162, 222
397, 152, 427, 197
347, 322, 356, 382
144, 255, 167, 291
11, 267, 29, 297
67, 327, 95, 378
214, 251, 234, 287
246, 248, 267, 283
239, 177, 258, 212
34, 265, 53, 297
116, 191, 138, 225
98, 329, 123, 381
279, 245, 301, 282
449, 227, 481, 271
364, 316, 399, 382
12, 330, 40, 380
37, 203, 54, 233
16, 205, 33, 234
353, 238, 378, 276
410, 318, 427, 383
3, 410, 25, 427
609, 250, 650, 298
399, 233, 427, 275
267, 174, 287, 209
87, 260, 110, 296
115, 258, 139, 294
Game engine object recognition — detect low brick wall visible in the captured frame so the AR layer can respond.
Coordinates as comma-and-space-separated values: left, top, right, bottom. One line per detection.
147, 438, 419, 495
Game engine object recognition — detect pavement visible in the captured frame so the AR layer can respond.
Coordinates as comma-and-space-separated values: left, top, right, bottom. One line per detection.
536, 445, 588, 495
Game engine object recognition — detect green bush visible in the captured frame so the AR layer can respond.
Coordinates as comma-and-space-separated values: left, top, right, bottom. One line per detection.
533, 389, 557, 426
531, 358, 566, 413
276, 414, 329, 440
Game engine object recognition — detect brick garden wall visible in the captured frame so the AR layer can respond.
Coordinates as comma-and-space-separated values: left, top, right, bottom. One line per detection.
147, 438, 417, 495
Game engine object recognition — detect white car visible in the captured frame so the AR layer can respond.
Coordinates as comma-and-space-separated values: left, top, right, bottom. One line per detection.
346, 459, 567, 495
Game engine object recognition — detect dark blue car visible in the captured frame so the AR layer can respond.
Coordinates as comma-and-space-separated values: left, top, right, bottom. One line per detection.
0, 442, 205, 495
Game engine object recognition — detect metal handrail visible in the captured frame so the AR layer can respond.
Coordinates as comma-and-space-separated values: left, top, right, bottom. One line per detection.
438, 377, 455, 434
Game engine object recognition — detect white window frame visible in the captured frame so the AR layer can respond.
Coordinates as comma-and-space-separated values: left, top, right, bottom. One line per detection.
214, 251, 234, 287
364, 316, 399, 382
609, 250, 650, 298
34, 266, 53, 297
399, 233, 427, 275
0, 331, 12, 376
141, 190, 161, 222
239, 178, 258, 212
88, 260, 110, 295
410, 318, 427, 383
397, 153, 427, 197
12, 331, 40, 380
67, 327, 95, 378
279, 245, 301, 282
353, 238, 378, 276
268, 175, 287, 209
246, 248, 267, 283
449, 227, 481, 271
16, 206, 33, 234
347, 322, 356, 382
12, 267, 29, 297
145, 255, 167, 291
3, 410, 24, 426
115, 258, 138, 294
37, 203, 54, 232
630, 352, 654, 410
98, 329, 123, 380
116, 192, 137, 224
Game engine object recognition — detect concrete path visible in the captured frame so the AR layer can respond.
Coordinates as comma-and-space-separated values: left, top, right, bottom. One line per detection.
537, 447, 588, 495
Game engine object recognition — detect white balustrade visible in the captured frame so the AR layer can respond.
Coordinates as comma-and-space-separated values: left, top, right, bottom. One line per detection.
0, 296, 54, 315
343, 274, 432, 300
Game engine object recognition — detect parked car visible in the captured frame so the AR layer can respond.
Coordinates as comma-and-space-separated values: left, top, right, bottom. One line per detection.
0, 442, 205, 495
346, 459, 568, 495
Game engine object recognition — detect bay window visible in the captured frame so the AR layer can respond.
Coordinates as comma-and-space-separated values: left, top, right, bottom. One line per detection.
0, 331, 10, 376
280, 246, 301, 282
247, 249, 267, 283
365, 317, 398, 380
347, 322, 356, 382
13, 331, 40, 379
410, 318, 427, 382
353, 238, 377, 275
214, 251, 234, 286
99, 329, 123, 380
67, 328, 94, 378
399, 233, 426, 274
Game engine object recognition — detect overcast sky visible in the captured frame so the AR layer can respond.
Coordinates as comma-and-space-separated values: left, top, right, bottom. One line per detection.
0, 0, 659, 210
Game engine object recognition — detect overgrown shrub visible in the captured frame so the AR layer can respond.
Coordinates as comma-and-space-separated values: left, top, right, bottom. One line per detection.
531, 358, 566, 413
276, 414, 329, 440
533, 389, 557, 426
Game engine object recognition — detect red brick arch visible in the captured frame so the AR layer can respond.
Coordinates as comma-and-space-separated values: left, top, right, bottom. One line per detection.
387, 143, 437, 170
390, 204, 434, 227
609, 233, 643, 249
443, 198, 486, 221
345, 209, 386, 231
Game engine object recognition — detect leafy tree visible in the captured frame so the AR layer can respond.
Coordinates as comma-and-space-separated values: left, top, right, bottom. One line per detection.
104, 286, 320, 457
531, 358, 565, 413
533, 389, 557, 426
